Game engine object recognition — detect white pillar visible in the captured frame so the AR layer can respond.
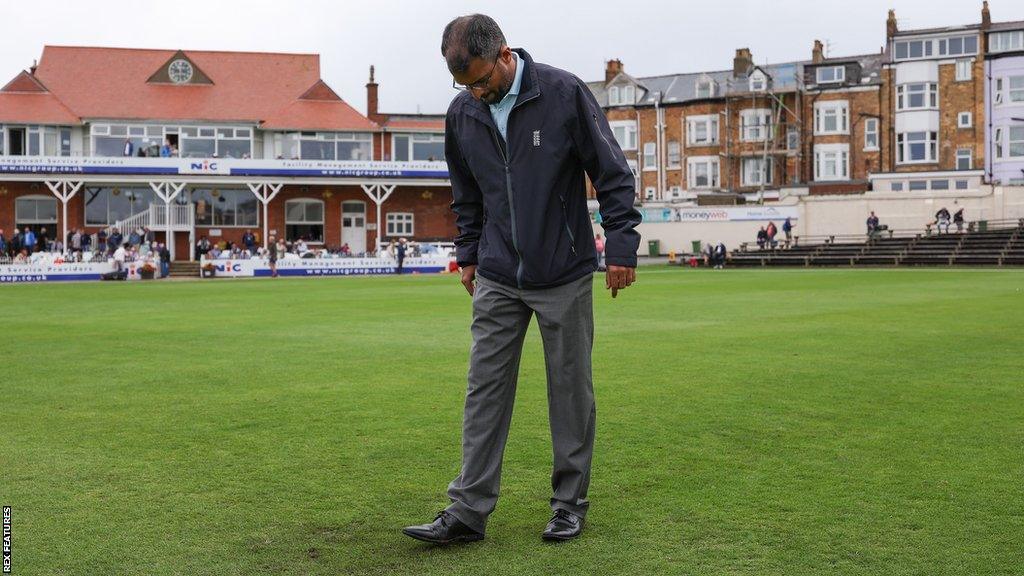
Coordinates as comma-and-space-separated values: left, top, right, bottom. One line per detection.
150, 182, 185, 260
247, 182, 283, 251
45, 180, 83, 254
361, 183, 396, 255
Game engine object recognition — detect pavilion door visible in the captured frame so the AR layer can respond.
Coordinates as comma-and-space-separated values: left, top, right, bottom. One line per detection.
341, 201, 366, 255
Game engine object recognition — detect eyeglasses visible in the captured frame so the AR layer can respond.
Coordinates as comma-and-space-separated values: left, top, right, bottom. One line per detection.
452, 53, 500, 92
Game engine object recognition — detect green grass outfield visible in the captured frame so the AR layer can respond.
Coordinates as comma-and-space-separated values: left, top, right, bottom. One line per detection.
2, 268, 1023, 575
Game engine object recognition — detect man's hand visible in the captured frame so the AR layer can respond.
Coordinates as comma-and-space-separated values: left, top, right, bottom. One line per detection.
460, 264, 477, 296
605, 265, 636, 298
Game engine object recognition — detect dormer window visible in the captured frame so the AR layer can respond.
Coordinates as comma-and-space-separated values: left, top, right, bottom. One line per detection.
608, 84, 635, 106
816, 66, 845, 84
749, 70, 766, 92
696, 78, 717, 99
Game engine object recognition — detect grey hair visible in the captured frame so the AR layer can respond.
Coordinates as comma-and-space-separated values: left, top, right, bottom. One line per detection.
441, 14, 506, 74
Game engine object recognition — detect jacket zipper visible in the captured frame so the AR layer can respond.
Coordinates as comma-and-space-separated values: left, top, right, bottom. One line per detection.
560, 196, 577, 255
491, 90, 540, 289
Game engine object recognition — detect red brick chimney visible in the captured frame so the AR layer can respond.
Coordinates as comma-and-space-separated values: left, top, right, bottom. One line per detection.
886, 9, 898, 38
605, 59, 623, 85
29, 59, 37, 75
733, 48, 753, 78
812, 40, 825, 64
366, 65, 380, 122
981, 1, 991, 30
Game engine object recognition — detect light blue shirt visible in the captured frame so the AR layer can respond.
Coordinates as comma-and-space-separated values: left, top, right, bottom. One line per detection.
488, 52, 524, 142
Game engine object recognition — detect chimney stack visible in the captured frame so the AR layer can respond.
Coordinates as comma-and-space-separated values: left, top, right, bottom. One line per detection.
366, 65, 379, 121
733, 48, 753, 78
981, 1, 991, 30
30, 59, 37, 75
886, 9, 898, 38
605, 59, 623, 85
812, 40, 825, 64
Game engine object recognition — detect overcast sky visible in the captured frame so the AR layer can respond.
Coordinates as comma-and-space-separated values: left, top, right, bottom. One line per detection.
2, 0, 1022, 117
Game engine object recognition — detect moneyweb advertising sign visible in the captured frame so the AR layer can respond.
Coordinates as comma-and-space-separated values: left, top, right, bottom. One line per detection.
641, 205, 799, 223
0, 156, 449, 179
203, 257, 451, 278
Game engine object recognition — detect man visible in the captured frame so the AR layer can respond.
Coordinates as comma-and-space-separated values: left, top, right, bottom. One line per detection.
953, 208, 965, 233
23, 227, 37, 254
765, 221, 777, 249
242, 230, 257, 256
756, 227, 768, 250
867, 211, 880, 237
112, 242, 127, 274
402, 14, 641, 545
158, 243, 171, 278
782, 217, 793, 248
395, 237, 408, 274
935, 207, 951, 234
0, 229, 6, 257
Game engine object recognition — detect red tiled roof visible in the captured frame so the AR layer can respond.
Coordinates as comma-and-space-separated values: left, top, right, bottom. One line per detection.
262, 98, 378, 131
384, 118, 445, 131
24, 45, 376, 131
0, 70, 80, 124
0, 92, 80, 124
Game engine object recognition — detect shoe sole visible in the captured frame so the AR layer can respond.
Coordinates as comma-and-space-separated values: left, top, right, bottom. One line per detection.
541, 531, 582, 542
401, 529, 484, 545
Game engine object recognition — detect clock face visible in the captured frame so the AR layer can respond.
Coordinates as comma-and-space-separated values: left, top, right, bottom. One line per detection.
168, 59, 193, 84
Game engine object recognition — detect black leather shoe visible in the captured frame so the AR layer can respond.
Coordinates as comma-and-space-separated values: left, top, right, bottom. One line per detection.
541, 509, 584, 541
402, 510, 484, 544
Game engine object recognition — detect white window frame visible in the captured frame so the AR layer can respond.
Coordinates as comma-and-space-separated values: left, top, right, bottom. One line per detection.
666, 140, 681, 169
608, 86, 620, 106
642, 142, 657, 171
955, 59, 972, 82
936, 35, 979, 58
814, 144, 849, 181
686, 115, 719, 146
749, 70, 767, 92
956, 148, 973, 170
864, 118, 879, 151
816, 66, 845, 84
623, 85, 635, 105
15, 194, 58, 225
814, 101, 849, 135
608, 84, 635, 106
391, 132, 444, 162
958, 112, 972, 128
995, 127, 1003, 158
1009, 126, 1024, 158
386, 212, 414, 237
990, 31, 1024, 53
643, 187, 656, 201
696, 79, 717, 99
896, 83, 939, 111
1009, 76, 1024, 104
740, 108, 772, 142
609, 121, 637, 151
741, 157, 773, 187
687, 156, 720, 189
284, 198, 325, 243
896, 131, 939, 164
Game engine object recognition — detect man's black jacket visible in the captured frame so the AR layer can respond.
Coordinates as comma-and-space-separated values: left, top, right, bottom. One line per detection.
445, 48, 641, 289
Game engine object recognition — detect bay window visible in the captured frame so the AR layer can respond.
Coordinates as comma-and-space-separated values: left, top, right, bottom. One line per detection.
896, 131, 938, 164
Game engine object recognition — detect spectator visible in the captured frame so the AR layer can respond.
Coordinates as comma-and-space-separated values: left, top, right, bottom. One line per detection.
295, 238, 309, 256
112, 242, 128, 273
143, 227, 155, 246
14, 249, 28, 264
782, 217, 793, 248
195, 236, 211, 260
108, 230, 123, 254
704, 242, 713, 267
10, 229, 22, 257
81, 232, 92, 257
954, 208, 965, 233
935, 207, 951, 234
70, 229, 83, 259
38, 227, 50, 252
713, 241, 727, 269
594, 234, 606, 270
23, 227, 37, 254
273, 239, 286, 278
765, 221, 778, 248
97, 229, 108, 254
867, 211, 880, 237
395, 237, 408, 274
756, 227, 768, 250
242, 229, 257, 255
160, 139, 173, 158
340, 242, 351, 256
158, 243, 171, 278
122, 138, 134, 157
128, 228, 142, 247
0, 229, 6, 257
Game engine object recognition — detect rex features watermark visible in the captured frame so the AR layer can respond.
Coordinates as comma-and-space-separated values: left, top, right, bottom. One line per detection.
3, 506, 10, 574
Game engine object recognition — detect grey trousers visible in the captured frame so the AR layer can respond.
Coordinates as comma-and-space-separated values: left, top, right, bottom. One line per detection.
445, 272, 596, 534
